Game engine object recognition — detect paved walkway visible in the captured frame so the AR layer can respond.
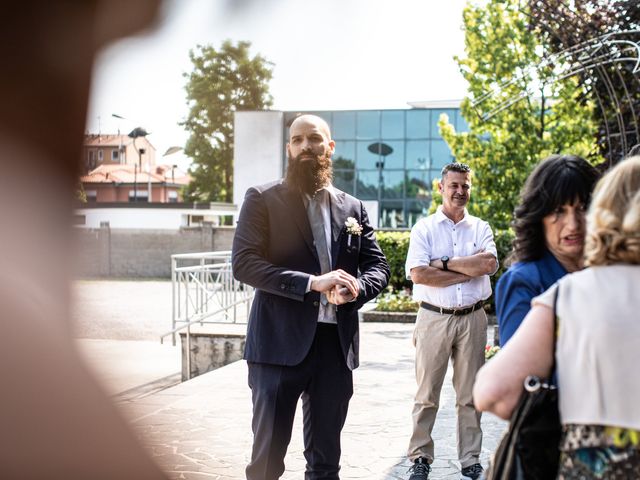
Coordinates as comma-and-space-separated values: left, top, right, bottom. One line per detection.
73, 281, 507, 480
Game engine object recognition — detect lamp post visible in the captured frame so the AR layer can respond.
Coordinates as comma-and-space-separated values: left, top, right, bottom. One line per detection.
163, 146, 183, 202
367, 142, 393, 205
128, 126, 151, 202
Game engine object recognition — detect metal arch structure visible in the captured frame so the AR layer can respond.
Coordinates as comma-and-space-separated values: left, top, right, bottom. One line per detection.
470, 1, 640, 169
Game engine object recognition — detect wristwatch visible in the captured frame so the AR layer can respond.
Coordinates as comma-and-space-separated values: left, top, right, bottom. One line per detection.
441, 255, 450, 271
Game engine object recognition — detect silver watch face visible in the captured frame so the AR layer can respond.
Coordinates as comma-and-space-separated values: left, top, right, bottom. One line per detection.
441, 256, 449, 262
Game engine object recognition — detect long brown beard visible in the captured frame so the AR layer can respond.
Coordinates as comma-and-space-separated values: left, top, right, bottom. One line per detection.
285, 152, 333, 195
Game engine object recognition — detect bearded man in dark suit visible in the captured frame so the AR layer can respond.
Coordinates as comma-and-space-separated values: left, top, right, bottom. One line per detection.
232, 114, 390, 480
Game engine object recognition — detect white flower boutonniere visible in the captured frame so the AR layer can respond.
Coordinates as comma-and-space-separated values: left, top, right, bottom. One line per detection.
345, 217, 362, 247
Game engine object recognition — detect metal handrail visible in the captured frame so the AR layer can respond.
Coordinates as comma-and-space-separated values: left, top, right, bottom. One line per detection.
165, 250, 254, 380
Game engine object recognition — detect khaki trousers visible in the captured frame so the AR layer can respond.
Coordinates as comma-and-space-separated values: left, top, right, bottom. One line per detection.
407, 306, 487, 468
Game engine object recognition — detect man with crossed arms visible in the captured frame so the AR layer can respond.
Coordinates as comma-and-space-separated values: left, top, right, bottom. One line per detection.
404, 162, 498, 480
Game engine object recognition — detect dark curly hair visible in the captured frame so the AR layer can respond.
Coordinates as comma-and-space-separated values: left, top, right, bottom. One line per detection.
509, 154, 600, 264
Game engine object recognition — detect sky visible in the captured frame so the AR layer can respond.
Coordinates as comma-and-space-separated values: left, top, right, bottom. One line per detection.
87, 0, 470, 170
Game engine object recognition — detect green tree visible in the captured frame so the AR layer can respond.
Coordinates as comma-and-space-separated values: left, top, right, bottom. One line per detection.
182, 40, 273, 204
439, 0, 601, 234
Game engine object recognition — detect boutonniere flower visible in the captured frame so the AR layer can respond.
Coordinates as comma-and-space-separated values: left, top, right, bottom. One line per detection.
345, 217, 362, 247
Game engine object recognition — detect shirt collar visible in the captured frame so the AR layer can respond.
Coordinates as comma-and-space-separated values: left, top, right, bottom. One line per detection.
304, 184, 338, 200
435, 205, 469, 225
304, 184, 336, 204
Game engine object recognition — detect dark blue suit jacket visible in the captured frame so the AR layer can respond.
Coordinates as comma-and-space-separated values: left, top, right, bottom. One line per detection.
232, 180, 390, 370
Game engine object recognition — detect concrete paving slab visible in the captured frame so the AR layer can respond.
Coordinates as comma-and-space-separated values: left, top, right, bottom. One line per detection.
72, 279, 173, 340
71, 280, 506, 479
76, 338, 181, 399
122, 322, 507, 480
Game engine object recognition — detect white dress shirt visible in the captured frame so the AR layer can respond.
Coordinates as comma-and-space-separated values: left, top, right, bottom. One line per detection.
405, 206, 497, 308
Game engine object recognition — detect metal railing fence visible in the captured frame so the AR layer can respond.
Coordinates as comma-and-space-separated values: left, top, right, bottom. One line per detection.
161, 251, 253, 380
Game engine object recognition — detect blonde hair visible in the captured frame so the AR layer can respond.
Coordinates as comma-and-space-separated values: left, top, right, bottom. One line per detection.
584, 156, 640, 266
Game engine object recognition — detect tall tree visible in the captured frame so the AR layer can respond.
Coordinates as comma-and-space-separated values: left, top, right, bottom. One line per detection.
182, 40, 273, 203
528, 0, 640, 166
438, 0, 601, 233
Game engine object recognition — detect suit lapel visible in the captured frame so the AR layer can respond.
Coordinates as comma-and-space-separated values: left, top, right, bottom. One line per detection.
330, 190, 347, 268
279, 183, 317, 260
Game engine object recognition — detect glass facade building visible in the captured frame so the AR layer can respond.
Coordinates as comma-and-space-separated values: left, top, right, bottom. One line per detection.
282, 108, 468, 228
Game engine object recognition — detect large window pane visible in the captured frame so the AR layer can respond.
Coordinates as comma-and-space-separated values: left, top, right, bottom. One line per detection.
380, 140, 404, 169
333, 170, 355, 195
407, 199, 432, 225
380, 200, 406, 229
406, 140, 430, 169
355, 170, 379, 200
431, 140, 454, 169
406, 169, 433, 200
356, 141, 381, 169
381, 110, 404, 139
333, 111, 356, 139
406, 109, 430, 139
333, 141, 355, 169
356, 111, 380, 139
431, 109, 456, 138
381, 170, 404, 199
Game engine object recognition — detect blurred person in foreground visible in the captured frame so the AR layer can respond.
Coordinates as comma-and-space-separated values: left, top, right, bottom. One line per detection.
232, 114, 390, 480
0, 2, 168, 478
495, 155, 599, 345
474, 155, 640, 479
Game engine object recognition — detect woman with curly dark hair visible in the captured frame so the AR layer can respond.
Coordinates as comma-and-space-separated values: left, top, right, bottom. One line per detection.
495, 154, 599, 345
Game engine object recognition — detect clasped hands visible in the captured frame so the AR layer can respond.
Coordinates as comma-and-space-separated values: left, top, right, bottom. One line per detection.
310, 269, 359, 305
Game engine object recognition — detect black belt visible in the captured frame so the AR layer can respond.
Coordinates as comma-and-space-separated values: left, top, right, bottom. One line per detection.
420, 300, 484, 316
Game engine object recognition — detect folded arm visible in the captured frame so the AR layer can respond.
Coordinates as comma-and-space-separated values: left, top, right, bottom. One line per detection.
430, 251, 498, 277
410, 265, 472, 287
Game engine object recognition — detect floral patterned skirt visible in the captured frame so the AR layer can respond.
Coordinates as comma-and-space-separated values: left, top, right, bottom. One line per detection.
557, 424, 640, 479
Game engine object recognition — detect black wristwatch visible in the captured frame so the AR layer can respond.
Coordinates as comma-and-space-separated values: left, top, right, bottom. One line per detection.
441, 255, 450, 271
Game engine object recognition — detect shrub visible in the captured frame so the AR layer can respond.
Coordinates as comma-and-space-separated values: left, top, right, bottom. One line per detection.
376, 230, 411, 292
375, 289, 419, 312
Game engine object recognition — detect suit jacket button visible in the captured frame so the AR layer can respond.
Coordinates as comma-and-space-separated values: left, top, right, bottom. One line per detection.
313, 301, 319, 307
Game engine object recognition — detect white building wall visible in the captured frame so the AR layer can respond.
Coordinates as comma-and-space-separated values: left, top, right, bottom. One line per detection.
76, 207, 238, 229
233, 111, 284, 212
79, 209, 188, 229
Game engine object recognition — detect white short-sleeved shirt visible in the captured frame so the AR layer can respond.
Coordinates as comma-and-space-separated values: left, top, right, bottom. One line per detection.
405, 206, 497, 308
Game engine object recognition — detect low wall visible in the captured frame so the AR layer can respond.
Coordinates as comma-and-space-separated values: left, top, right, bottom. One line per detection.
75, 224, 235, 278
180, 332, 245, 381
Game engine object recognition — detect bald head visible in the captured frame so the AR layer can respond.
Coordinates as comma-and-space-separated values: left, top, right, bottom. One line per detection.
289, 114, 332, 141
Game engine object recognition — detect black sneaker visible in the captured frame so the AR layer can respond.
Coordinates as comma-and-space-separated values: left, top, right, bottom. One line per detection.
407, 457, 431, 480
460, 463, 483, 480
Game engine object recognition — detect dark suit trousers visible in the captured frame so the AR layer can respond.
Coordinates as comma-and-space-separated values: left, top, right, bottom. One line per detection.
246, 323, 353, 480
